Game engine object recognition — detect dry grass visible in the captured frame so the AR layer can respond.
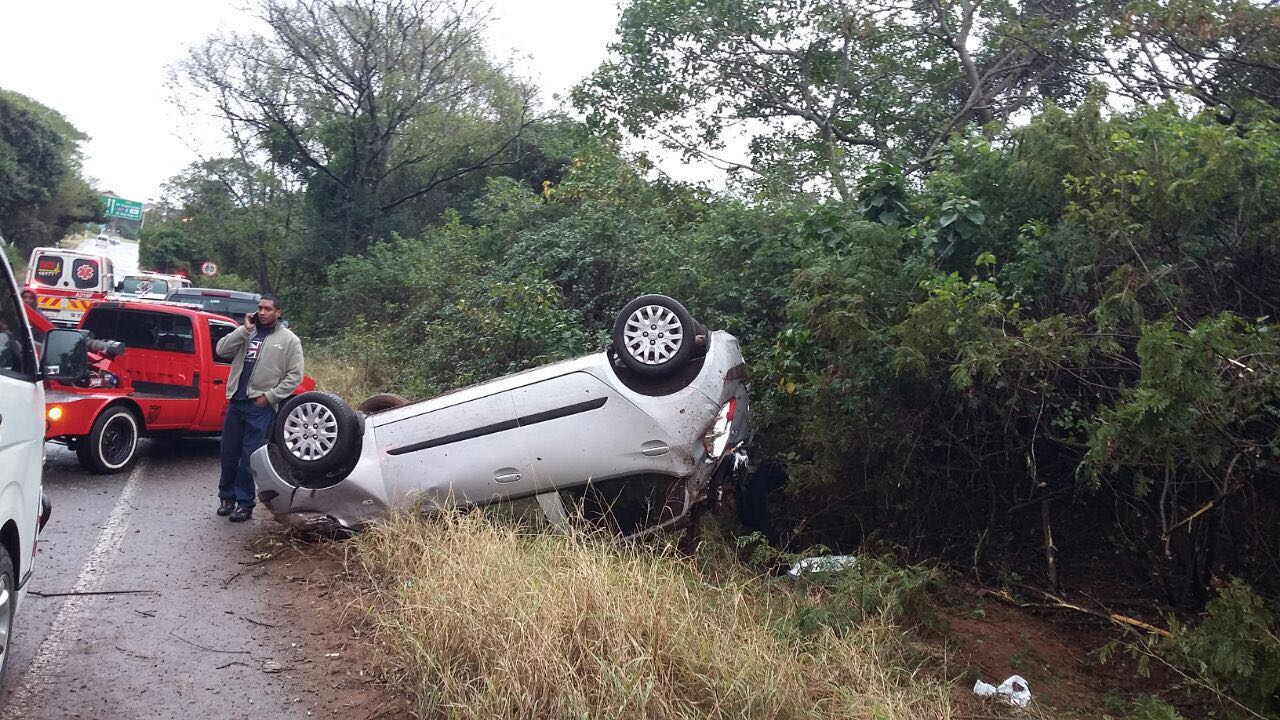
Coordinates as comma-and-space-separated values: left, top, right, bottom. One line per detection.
344, 511, 958, 720
303, 348, 383, 406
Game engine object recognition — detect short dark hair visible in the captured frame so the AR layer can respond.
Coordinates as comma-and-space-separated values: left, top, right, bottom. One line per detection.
259, 293, 281, 310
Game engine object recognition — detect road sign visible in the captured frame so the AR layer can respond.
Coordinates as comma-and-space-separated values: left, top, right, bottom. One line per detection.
101, 195, 143, 221
200, 260, 219, 277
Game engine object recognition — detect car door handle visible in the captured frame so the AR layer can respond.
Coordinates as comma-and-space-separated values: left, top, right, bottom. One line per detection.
494, 469, 521, 483
213, 379, 224, 385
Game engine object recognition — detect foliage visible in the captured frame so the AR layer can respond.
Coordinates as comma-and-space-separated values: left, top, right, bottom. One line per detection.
1103, 579, 1280, 718
1106, 0, 1280, 123
320, 217, 595, 397
178, 0, 539, 264
784, 556, 938, 636
137, 4, 1280, 710
577, 0, 1121, 195
1157, 579, 1280, 717
1107, 695, 1189, 720
0, 89, 101, 251
145, 156, 310, 292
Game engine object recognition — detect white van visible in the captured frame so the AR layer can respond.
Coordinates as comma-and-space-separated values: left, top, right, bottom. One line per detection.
0, 249, 56, 683
24, 247, 116, 326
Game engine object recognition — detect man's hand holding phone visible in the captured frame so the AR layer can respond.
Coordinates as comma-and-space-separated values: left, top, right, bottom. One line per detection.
244, 312, 259, 330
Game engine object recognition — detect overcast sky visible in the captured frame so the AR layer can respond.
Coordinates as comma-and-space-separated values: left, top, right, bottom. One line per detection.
0, 0, 626, 202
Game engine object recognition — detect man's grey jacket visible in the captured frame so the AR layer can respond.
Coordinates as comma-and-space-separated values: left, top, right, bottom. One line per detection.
215, 324, 305, 408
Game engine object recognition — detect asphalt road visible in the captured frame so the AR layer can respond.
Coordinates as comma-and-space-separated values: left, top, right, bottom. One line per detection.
1, 439, 321, 719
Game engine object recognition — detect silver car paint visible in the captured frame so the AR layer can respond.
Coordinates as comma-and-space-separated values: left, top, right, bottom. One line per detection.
250, 331, 750, 532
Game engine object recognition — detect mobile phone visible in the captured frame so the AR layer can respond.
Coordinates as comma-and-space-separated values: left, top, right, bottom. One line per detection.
250, 312, 261, 325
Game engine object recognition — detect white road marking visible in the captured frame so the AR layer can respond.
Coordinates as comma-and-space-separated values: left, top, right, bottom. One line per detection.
4, 460, 146, 716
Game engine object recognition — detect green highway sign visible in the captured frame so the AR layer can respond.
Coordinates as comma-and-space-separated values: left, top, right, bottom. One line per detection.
101, 195, 143, 222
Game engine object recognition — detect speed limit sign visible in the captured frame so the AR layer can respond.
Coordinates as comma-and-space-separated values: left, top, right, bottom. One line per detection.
200, 260, 219, 277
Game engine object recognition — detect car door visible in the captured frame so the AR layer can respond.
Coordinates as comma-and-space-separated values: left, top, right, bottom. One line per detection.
195, 319, 237, 431
82, 308, 202, 428
507, 371, 682, 495
373, 389, 535, 509
0, 254, 41, 582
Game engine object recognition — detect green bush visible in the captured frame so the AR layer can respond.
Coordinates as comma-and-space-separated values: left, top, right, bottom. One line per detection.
1157, 579, 1280, 717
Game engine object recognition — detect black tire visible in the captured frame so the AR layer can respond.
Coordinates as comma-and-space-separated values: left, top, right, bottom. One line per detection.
0, 544, 14, 687
273, 391, 362, 475
356, 393, 411, 413
612, 295, 697, 377
76, 405, 141, 474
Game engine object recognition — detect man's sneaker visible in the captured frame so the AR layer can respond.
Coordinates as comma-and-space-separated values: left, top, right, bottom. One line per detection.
217, 499, 236, 517
229, 504, 253, 522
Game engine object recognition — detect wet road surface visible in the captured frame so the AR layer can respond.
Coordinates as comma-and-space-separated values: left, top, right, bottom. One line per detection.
2, 439, 322, 719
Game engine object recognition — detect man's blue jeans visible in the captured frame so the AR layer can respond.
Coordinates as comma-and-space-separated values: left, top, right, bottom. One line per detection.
219, 399, 275, 507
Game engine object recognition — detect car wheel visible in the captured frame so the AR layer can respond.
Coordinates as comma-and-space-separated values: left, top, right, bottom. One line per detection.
76, 405, 141, 474
356, 393, 410, 413
274, 391, 361, 475
612, 295, 697, 377
0, 544, 14, 687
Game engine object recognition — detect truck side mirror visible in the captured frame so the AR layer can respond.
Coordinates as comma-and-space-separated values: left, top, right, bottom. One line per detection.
41, 328, 89, 382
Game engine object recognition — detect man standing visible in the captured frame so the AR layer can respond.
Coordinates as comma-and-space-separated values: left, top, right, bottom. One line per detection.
215, 294, 304, 521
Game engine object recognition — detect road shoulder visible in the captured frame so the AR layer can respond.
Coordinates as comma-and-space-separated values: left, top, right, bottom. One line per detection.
248, 531, 411, 719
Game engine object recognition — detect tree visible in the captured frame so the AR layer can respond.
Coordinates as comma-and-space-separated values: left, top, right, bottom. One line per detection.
576, 0, 1107, 199
149, 156, 307, 291
179, 0, 539, 262
1101, 0, 1280, 123
0, 89, 101, 251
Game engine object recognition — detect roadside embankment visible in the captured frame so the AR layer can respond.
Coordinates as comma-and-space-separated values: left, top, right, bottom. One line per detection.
341, 510, 960, 720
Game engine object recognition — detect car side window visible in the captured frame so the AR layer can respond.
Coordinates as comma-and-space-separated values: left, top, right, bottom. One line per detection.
209, 321, 236, 364
85, 309, 195, 354
82, 307, 122, 341
0, 273, 36, 379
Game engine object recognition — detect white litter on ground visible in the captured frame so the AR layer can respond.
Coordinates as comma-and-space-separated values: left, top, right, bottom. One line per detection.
787, 555, 859, 578
973, 674, 1032, 708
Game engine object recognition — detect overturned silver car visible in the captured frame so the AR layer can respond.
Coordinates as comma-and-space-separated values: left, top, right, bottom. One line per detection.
250, 295, 751, 537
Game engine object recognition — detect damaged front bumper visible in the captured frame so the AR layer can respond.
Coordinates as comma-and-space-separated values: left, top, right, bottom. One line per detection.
250, 415, 390, 532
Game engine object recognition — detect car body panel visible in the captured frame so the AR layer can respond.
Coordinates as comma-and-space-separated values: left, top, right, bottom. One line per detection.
0, 246, 47, 614
252, 330, 751, 535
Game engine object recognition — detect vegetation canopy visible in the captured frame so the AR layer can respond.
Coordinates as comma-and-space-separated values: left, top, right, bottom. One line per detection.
133, 0, 1280, 715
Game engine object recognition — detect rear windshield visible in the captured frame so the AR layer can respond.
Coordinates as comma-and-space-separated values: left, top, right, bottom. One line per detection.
31, 254, 102, 290
177, 294, 258, 319
31, 255, 65, 286
121, 276, 171, 295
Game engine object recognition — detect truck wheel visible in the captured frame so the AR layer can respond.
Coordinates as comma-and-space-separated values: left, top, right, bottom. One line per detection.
612, 295, 697, 377
0, 545, 14, 687
274, 391, 361, 475
77, 406, 141, 474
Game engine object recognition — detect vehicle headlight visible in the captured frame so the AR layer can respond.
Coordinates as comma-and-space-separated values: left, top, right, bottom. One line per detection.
702, 397, 737, 460
47, 405, 64, 422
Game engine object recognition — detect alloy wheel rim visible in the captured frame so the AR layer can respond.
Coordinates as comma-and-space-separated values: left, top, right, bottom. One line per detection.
283, 402, 339, 461
622, 304, 684, 365
0, 572, 11, 665
101, 414, 137, 468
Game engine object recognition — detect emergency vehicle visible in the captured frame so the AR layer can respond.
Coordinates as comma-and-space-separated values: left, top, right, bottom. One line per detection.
25, 247, 116, 327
